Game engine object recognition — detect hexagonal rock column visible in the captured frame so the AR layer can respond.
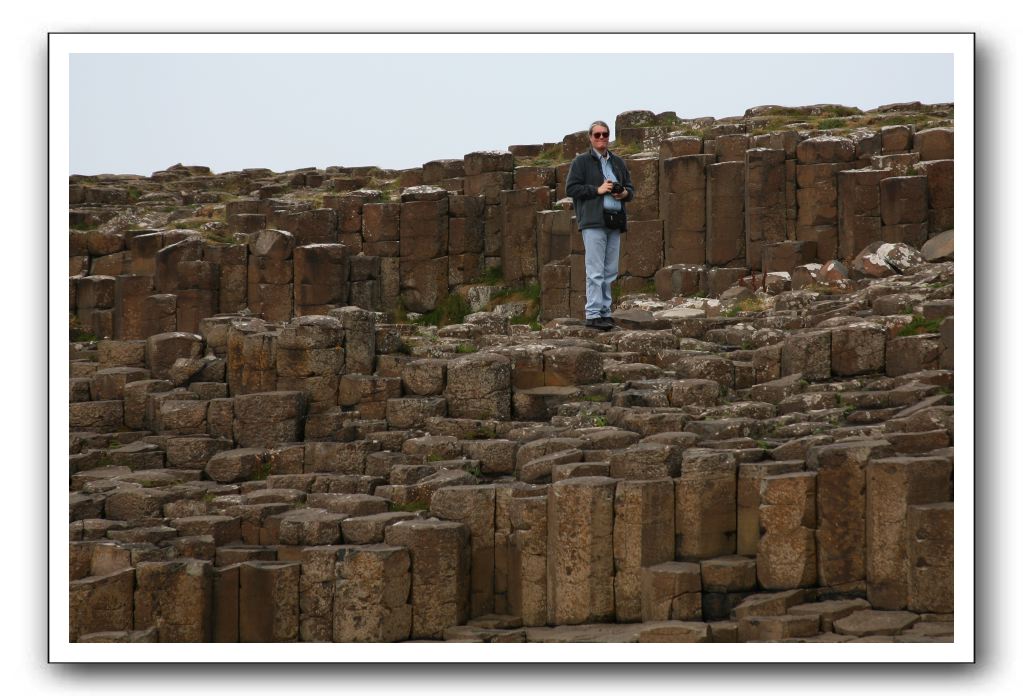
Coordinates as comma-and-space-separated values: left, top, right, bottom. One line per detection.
780, 330, 831, 381
134, 560, 214, 642
69, 568, 135, 642
330, 306, 376, 375
915, 159, 954, 234
612, 479, 675, 622
333, 544, 412, 642
444, 352, 511, 420
232, 391, 306, 449
431, 485, 497, 618
660, 155, 715, 265
145, 332, 204, 381
399, 188, 449, 313
640, 562, 702, 622
674, 450, 737, 561
745, 148, 787, 270
546, 476, 616, 626
500, 187, 549, 283
238, 561, 300, 642
275, 315, 345, 413
807, 440, 892, 588
907, 502, 954, 614
837, 168, 889, 261
880, 176, 929, 249
706, 160, 746, 267
831, 322, 886, 376
293, 243, 349, 316
866, 456, 952, 610
384, 519, 470, 640
737, 461, 805, 556
247, 228, 296, 322
508, 495, 548, 627
757, 471, 818, 590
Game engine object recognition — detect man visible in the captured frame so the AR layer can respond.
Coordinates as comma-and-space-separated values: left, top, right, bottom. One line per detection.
565, 120, 634, 331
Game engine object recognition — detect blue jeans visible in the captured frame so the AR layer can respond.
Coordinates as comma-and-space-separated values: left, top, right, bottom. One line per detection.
581, 226, 621, 319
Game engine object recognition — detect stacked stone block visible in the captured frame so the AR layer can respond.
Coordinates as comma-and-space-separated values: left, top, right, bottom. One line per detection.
744, 148, 787, 270
334, 544, 412, 641
661, 154, 716, 265
247, 229, 295, 322
795, 136, 856, 265
399, 187, 449, 313
384, 519, 470, 639
448, 194, 485, 286
275, 315, 345, 415
547, 477, 616, 625
880, 176, 930, 249
612, 479, 675, 622
757, 472, 817, 590
508, 495, 548, 626
500, 187, 551, 284
865, 456, 952, 609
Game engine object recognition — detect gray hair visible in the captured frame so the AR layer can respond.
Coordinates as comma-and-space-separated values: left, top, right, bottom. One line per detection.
588, 120, 610, 136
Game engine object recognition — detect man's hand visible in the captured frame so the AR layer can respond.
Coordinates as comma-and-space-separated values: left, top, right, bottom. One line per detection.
611, 189, 628, 201
597, 180, 614, 194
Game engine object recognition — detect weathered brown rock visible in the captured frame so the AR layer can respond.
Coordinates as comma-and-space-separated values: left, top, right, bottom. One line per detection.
69, 568, 135, 642
757, 472, 817, 590
674, 450, 737, 560
907, 502, 954, 613
808, 440, 892, 587
334, 544, 412, 642
613, 479, 675, 622
384, 518, 470, 639
431, 485, 497, 618
134, 560, 214, 642
238, 561, 300, 642
866, 456, 952, 609
547, 477, 616, 625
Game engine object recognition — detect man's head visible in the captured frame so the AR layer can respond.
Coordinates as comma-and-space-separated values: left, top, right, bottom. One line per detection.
589, 121, 610, 154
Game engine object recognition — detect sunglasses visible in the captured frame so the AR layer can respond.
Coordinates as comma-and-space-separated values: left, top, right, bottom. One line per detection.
591, 131, 610, 139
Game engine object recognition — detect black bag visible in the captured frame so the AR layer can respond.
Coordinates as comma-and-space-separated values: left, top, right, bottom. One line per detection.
603, 209, 625, 231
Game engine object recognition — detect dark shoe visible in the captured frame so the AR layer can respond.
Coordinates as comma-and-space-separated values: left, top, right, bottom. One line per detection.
599, 316, 617, 330
585, 318, 606, 330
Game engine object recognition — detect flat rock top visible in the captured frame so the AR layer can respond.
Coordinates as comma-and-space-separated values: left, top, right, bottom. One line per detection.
524, 624, 640, 643
833, 609, 920, 636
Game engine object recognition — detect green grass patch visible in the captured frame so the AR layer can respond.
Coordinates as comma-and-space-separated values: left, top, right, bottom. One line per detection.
488, 280, 541, 328
614, 141, 646, 156
590, 415, 609, 427
390, 501, 430, 513
481, 265, 504, 285
69, 314, 96, 342
527, 144, 566, 167
250, 458, 273, 481
581, 394, 608, 402
816, 117, 846, 130
723, 296, 767, 317
455, 343, 477, 354
464, 427, 498, 440
416, 293, 471, 327
899, 314, 943, 336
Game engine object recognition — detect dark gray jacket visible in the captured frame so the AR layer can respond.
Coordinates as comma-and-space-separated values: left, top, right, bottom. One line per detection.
565, 148, 635, 232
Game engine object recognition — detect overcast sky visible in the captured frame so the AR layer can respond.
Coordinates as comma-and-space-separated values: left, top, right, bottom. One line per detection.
69, 52, 953, 176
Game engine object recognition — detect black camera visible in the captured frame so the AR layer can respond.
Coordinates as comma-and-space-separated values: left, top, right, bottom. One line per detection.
610, 182, 624, 194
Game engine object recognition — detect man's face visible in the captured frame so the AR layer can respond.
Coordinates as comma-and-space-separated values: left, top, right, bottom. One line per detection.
589, 125, 610, 154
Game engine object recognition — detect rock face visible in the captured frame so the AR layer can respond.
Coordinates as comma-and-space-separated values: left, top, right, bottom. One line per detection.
67, 102, 956, 645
